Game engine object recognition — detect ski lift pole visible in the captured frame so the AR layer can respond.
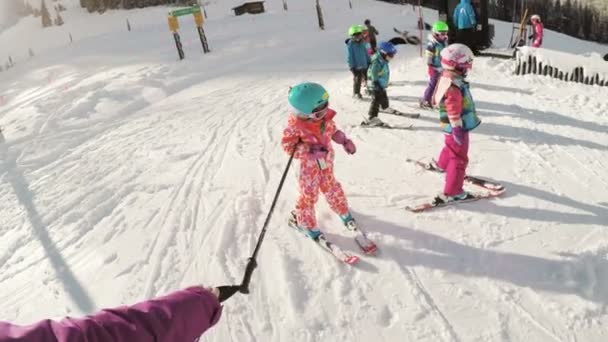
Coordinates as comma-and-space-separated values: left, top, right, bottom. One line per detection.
239, 141, 300, 294
418, 0, 423, 57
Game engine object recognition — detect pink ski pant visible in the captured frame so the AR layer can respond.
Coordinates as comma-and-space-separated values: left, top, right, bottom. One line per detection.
295, 157, 349, 230
437, 132, 470, 196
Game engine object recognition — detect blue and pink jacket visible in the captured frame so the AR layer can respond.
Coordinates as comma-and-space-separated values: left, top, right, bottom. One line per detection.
434, 72, 481, 133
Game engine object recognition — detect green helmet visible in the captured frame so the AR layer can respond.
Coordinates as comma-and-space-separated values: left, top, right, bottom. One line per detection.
288, 82, 329, 116
432, 21, 449, 33
348, 24, 363, 36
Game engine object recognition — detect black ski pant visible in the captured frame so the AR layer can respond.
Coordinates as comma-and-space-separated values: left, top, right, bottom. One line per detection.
370, 39, 377, 53
352, 69, 367, 95
368, 88, 388, 120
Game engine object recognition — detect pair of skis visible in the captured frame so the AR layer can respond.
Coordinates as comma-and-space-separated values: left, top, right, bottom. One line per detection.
405, 158, 506, 212
288, 212, 377, 265
359, 108, 420, 130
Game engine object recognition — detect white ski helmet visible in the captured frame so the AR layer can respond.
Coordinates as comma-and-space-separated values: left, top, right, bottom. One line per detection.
530, 14, 541, 22
440, 43, 474, 72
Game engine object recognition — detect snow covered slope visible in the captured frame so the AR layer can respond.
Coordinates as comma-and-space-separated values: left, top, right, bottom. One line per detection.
1, 1, 608, 341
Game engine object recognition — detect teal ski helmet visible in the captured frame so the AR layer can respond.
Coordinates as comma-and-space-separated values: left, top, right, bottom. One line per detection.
288, 82, 329, 117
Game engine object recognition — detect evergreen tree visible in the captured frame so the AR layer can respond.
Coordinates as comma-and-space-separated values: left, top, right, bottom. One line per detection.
584, 5, 594, 40
41, 0, 53, 27
85, 0, 98, 12
25, 1, 34, 14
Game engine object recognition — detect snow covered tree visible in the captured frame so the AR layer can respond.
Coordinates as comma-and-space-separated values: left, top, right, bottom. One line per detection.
54, 9, 64, 25
25, 1, 35, 14
40, 0, 53, 27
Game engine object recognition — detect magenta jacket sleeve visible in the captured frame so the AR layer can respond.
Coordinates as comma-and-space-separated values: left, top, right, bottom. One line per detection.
0, 286, 223, 342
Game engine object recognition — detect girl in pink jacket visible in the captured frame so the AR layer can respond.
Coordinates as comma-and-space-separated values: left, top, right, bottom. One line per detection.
529, 15, 544, 48
431, 44, 481, 203
281, 82, 376, 254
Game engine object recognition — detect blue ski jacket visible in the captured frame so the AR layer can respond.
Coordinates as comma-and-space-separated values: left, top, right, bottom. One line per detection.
453, 0, 477, 30
346, 39, 371, 70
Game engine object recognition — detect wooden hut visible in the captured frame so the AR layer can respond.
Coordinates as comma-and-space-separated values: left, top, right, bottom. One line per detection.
232, 2, 265, 16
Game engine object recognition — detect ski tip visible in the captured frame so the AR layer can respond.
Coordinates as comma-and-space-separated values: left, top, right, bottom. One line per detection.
405, 205, 427, 213
362, 244, 378, 255
345, 255, 360, 265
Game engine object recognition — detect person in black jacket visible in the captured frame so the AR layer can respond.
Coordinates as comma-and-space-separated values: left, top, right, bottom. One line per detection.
364, 19, 379, 52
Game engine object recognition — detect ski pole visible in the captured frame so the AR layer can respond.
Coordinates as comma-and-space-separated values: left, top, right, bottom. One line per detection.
239, 140, 300, 294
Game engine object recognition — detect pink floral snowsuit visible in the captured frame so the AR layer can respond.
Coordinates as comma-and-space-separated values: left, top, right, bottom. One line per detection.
531, 21, 544, 48
281, 109, 349, 230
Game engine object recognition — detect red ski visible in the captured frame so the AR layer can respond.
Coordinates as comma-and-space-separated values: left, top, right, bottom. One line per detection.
405, 189, 505, 213
288, 213, 360, 265
406, 158, 505, 192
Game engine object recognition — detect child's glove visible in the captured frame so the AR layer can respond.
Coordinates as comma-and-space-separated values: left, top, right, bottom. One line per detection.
332, 130, 357, 155
452, 126, 465, 146
308, 144, 328, 159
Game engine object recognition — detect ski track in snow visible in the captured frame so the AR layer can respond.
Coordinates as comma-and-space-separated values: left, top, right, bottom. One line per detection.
1, 1, 608, 341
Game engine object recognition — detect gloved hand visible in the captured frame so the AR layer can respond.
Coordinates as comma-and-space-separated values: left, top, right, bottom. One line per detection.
308, 144, 328, 159
332, 130, 357, 155
350, 68, 356, 74
343, 139, 356, 154
452, 126, 465, 146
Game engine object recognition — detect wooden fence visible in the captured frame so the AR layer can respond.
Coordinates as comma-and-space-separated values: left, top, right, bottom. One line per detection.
515, 50, 608, 87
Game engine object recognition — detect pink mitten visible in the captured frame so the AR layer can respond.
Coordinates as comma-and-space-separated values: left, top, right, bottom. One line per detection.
343, 139, 356, 154
332, 130, 356, 155
332, 130, 347, 144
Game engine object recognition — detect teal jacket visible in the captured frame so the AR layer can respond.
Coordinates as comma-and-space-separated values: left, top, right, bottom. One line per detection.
346, 39, 371, 70
367, 52, 390, 90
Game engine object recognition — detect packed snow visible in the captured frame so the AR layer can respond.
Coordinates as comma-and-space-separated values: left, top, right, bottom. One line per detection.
1, 1, 608, 341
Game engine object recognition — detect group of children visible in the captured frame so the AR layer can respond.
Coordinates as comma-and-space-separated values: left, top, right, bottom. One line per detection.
345, 21, 397, 127
281, 20, 480, 243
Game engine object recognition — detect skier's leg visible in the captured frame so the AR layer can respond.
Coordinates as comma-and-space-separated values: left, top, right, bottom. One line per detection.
379, 88, 389, 110
436, 134, 450, 170
368, 90, 380, 119
319, 161, 349, 217
354, 70, 362, 95
363, 68, 369, 94
443, 132, 470, 196
295, 161, 322, 233
423, 70, 440, 104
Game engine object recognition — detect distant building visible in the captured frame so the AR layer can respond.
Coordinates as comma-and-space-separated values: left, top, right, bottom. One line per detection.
232, 2, 265, 16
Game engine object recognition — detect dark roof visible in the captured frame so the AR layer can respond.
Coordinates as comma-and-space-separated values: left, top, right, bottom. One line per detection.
232, 1, 265, 9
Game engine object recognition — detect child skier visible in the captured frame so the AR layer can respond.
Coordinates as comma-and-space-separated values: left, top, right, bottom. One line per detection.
281, 82, 376, 254
529, 15, 544, 48
430, 43, 481, 204
365, 41, 397, 127
420, 21, 449, 109
346, 25, 371, 99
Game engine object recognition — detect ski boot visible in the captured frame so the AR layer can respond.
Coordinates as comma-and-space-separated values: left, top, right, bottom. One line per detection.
432, 191, 475, 206
288, 211, 322, 240
340, 213, 378, 255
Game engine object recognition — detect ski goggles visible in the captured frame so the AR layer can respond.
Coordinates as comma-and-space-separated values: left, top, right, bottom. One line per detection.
310, 102, 329, 120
